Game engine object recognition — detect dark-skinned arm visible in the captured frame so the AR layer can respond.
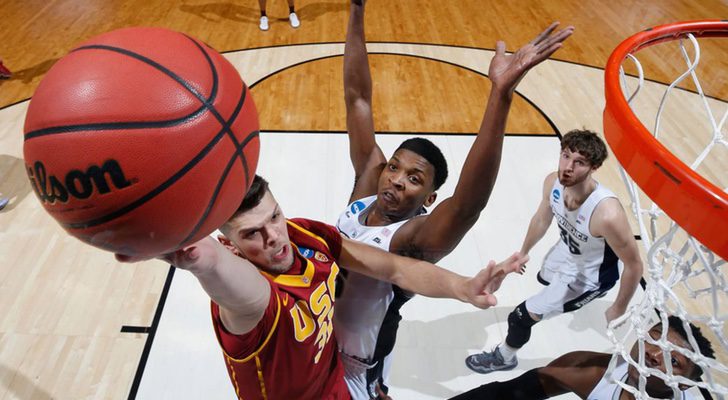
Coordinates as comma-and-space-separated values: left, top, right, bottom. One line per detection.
392, 24, 574, 262
450, 351, 610, 399
344, 0, 386, 202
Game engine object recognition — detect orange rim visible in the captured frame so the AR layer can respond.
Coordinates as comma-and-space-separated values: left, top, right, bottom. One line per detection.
603, 20, 728, 260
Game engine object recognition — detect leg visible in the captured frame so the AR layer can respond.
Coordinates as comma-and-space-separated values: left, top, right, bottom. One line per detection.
464, 302, 538, 374
465, 278, 573, 375
288, 0, 300, 28
258, 0, 269, 31
562, 283, 613, 313
504, 302, 541, 349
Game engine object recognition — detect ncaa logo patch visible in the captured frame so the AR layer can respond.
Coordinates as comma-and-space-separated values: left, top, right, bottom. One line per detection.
552, 189, 561, 201
298, 247, 314, 258
350, 201, 366, 214
314, 251, 329, 263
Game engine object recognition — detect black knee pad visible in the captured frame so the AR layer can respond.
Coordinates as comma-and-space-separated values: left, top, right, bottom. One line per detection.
505, 302, 539, 348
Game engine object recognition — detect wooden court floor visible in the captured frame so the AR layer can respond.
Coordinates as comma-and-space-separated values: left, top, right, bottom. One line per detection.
0, 1, 726, 399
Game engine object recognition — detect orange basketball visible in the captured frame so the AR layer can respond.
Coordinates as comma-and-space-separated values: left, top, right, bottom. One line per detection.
23, 27, 260, 258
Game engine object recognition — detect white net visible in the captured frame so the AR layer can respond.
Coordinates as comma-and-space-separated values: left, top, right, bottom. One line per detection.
606, 31, 728, 400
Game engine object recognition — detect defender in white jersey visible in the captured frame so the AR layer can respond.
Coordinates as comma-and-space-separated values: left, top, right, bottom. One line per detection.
339, 1, 573, 398
466, 130, 644, 374
451, 316, 715, 400
335, 195, 415, 399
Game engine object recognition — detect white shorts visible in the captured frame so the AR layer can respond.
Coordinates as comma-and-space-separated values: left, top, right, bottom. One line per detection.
341, 352, 375, 400
525, 266, 612, 319
340, 351, 394, 400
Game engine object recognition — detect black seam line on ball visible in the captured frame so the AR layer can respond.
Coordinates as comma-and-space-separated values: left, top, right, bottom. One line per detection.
36, 37, 244, 230
24, 105, 210, 140
184, 35, 248, 174
61, 88, 248, 230
176, 130, 259, 248
25, 42, 222, 141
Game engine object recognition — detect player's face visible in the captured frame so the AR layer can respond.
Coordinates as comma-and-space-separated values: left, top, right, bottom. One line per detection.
227, 191, 294, 274
557, 148, 596, 187
376, 149, 437, 220
627, 325, 696, 396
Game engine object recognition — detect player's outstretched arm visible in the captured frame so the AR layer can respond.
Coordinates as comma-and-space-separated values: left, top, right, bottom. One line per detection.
450, 351, 608, 400
399, 24, 574, 262
592, 198, 644, 323
520, 172, 558, 256
345, 0, 385, 201
338, 235, 528, 308
117, 237, 271, 335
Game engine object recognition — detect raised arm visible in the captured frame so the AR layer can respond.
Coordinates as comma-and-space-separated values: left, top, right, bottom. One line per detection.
520, 172, 558, 256
338, 235, 528, 308
345, 0, 386, 199
397, 24, 574, 261
119, 237, 271, 335
592, 198, 644, 323
449, 351, 609, 400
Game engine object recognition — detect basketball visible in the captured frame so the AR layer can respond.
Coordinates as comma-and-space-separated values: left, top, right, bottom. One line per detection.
22, 27, 260, 258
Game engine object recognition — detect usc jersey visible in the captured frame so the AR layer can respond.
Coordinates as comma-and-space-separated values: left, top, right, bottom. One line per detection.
211, 218, 351, 400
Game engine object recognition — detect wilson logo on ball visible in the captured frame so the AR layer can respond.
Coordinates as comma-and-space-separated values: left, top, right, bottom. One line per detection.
26, 159, 133, 203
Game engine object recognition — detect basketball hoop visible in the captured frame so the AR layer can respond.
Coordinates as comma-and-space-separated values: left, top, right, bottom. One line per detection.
604, 20, 728, 260
603, 20, 728, 400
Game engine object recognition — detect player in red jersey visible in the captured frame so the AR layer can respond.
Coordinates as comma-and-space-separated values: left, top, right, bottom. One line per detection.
212, 215, 351, 399
118, 175, 527, 399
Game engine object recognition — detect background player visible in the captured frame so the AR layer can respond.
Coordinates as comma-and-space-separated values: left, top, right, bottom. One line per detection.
452, 316, 715, 399
335, 1, 574, 398
466, 129, 644, 374
118, 175, 527, 399
257, 0, 299, 31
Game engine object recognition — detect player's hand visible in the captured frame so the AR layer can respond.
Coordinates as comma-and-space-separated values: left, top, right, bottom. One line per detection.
488, 22, 574, 93
485, 252, 528, 293
159, 237, 221, 275
605, 303, 627, 324
117, 237, 221, 275
464, 252, 529, 308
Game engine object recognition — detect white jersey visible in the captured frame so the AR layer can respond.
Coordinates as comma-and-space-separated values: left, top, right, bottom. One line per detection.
544, 179, 620, 289
334, 195, 410, 360
588, 357, 693, 400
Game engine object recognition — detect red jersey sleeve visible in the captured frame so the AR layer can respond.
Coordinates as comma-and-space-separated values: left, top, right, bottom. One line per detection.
289, 218, 342, 259
210, 281, 280, 360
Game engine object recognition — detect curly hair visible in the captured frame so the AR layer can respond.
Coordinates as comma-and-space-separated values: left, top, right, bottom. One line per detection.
560, 129, 608, 168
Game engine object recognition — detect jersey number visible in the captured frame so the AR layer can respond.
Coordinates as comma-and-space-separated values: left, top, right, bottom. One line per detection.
559, 225, 582, 255
289, 263, 339, 364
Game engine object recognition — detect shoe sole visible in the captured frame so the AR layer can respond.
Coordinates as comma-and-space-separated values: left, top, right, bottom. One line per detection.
464, 355, 517, 374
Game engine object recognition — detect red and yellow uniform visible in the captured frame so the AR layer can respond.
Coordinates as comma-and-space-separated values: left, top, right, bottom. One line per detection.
211, 218, 351, 400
